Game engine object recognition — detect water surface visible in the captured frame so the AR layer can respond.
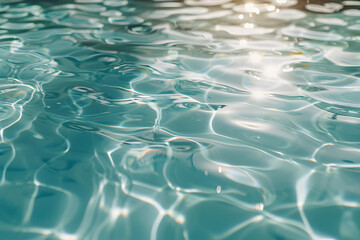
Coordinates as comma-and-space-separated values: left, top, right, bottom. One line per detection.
0, 0, 359, 239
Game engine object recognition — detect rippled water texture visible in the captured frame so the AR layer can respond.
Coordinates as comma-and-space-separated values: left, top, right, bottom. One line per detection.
0, 0, 359, 239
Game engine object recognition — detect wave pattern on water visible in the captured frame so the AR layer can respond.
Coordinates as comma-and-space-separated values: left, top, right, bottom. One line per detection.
0, 0, 359, 239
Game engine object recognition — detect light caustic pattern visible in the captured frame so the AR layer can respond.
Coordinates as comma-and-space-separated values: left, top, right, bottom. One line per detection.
0, 0, 359, 239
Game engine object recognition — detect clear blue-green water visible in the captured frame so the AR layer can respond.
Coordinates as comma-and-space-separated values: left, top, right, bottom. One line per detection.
0, 0, 360, 239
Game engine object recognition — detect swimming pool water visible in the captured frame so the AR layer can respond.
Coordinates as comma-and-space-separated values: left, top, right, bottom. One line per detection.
0, 0, 359, 239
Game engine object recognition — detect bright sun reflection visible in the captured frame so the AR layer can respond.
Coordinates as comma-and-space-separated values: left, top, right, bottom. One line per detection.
267, 5, 276, 11
111, 207, 129, 220
255, 203, 264, 211
263, 65, 280, 78
239, 39, 248, 47
251, 90, 267, 100
249, 52, 262, 63
57, 233, 78, 240
234, 119, 269, 129
244, 22, 254, 29
171, 212, 185, 224
244, 3, 260, 14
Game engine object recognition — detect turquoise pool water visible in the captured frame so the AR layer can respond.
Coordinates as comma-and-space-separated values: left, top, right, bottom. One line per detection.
0, 0, 359, 239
